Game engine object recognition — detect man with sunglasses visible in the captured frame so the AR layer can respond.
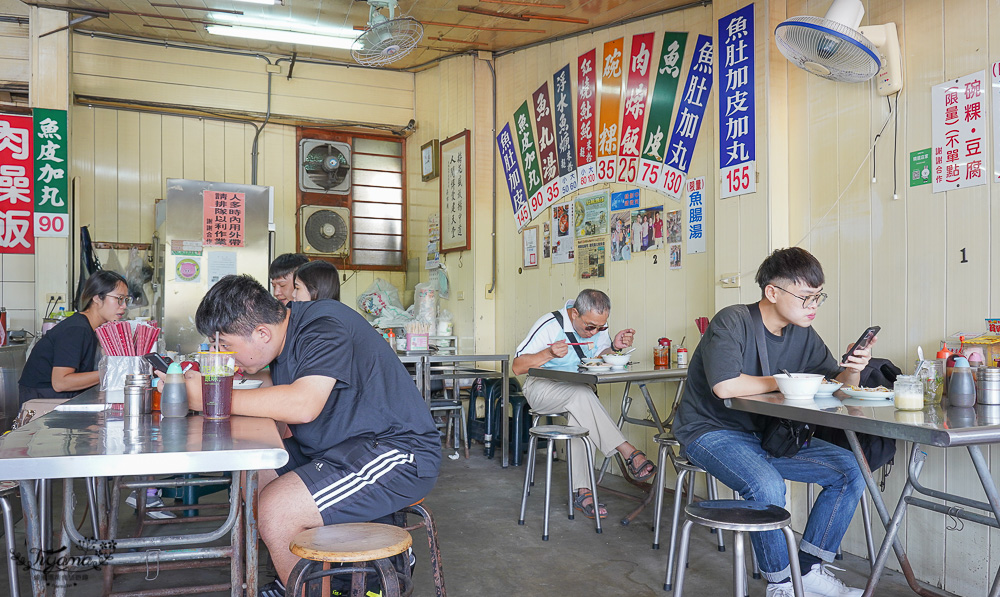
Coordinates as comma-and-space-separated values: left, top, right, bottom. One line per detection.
673, 248, 873, 597
513, 289, 654, 520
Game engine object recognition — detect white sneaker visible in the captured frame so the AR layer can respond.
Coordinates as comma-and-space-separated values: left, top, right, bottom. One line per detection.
800, 563, 864, 597
125, 490, 177, 519
766, 581, 795, 597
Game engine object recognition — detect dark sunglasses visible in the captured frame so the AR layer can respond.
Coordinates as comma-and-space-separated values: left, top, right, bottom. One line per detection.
583, 324, 609, 332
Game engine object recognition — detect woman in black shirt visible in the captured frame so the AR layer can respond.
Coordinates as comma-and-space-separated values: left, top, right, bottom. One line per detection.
291, 260, 340, 302
19, 271, 130, 403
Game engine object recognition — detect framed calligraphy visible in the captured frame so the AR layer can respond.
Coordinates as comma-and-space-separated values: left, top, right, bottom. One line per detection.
440, 130, 470, 253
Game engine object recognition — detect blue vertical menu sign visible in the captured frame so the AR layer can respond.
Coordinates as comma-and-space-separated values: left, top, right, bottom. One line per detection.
657, 34, 714, 201
552, 64, 578, 196
497, 123, 530, 231
718, 4, 757, 199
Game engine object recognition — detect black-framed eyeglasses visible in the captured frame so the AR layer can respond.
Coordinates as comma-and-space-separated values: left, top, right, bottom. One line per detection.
104, 293, 133, 307
583, 324, 609, 332
772, 285, 827, 309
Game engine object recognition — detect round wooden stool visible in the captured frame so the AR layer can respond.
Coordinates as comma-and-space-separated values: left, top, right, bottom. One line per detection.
288, 523, 413, 597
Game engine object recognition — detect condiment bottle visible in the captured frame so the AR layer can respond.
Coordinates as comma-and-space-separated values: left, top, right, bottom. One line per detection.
160, 362, 190, 418
676, 345, 689, 368
947, 357, 977, 407
0, 306, 6, 347
387, 328, 396, 347
893, 375, 923, 411
654, 338, 671, 369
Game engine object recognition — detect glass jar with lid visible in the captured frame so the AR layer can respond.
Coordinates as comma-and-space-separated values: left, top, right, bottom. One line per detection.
893, 375, 924, 411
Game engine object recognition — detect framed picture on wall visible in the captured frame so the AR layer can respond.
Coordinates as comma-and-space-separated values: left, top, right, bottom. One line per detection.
439, 130, 471, 253
421, 139, 440, 182
523, 226, 538, 268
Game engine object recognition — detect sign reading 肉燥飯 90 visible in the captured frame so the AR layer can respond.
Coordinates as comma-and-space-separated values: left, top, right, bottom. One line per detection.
659, 34, 714, 201
718, 4, 757, 199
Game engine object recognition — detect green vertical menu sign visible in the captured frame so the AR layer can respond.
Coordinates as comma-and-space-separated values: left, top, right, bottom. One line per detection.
513, 100, 545, 221
32, 108, 69, 237
637, 32, 688, 190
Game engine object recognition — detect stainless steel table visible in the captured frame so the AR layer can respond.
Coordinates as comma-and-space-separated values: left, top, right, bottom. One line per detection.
727, 392, 1000, 597
527, 366, 688, 524
427, 354, 510, 466
0, 388, 288, 597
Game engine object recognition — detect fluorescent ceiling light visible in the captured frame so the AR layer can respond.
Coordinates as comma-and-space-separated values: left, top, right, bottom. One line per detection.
232, 0, 283, 5
207, 25, 356, 49
210, 12, 358, 38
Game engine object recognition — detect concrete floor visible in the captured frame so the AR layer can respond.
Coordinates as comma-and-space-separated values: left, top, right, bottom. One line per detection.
6, 446, 926, 596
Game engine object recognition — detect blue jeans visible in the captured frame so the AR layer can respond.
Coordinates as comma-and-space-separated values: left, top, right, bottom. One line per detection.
685, 430, 865, 583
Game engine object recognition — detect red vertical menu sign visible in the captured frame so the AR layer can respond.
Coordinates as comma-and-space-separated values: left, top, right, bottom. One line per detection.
576, 49, 598, 189
531, 82, 561, 211
203, 191, 246, 247
596, 37, 624, 183
0, 114, 35, 254
617, 32, 655, 184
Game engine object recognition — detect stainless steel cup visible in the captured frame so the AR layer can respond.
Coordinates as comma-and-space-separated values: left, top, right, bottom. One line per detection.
123, 385, 146, 417
977, 367, 1000, 405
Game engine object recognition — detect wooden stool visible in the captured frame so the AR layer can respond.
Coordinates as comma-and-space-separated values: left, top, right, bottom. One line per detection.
288, 523, 413, 597
670, 500, 804, 597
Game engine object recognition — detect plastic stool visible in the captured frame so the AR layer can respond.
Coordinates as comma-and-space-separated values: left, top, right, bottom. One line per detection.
518, 425, 601, 540
670, 500, 804, 597
288, 523, 413, 597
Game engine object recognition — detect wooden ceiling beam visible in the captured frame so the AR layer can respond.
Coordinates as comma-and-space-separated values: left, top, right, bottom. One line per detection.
481, 0, 566, 8
429, 36, 489, 46
458, 5, 529, 21
144, 23, 198, 32
521, 12, 588, 24
423, 20, 545, 33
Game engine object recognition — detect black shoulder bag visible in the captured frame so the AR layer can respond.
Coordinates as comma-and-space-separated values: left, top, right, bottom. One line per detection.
748, 305, 815, 458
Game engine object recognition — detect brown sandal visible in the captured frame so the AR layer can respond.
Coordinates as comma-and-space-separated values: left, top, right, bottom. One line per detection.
625, 450, 657, 481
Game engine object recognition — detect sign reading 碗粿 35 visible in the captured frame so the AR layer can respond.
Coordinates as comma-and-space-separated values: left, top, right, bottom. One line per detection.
718, 5, 756, 199
931, 70, 987, 193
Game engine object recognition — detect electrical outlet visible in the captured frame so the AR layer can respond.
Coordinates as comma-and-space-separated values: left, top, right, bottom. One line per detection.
457, 291, 466, 301
485, 285, 494, 300
720, 274, 740, 288
46, 293, 65, 304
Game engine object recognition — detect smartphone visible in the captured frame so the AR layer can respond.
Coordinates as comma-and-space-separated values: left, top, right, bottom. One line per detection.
143, 352, 173, 374
842, 326, 880, 363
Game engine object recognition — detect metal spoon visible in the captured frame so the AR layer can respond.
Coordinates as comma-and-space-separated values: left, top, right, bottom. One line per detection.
915, 346, 927, 376
617, 346, 638, 356
781, 368, 794, 378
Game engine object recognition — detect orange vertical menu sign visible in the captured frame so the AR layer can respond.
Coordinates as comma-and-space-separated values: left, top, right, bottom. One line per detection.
203, 190, 245, 247
596, 37, 625, 183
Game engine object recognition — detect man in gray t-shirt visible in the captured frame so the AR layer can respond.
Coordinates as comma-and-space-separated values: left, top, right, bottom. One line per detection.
674, 248, 874, 597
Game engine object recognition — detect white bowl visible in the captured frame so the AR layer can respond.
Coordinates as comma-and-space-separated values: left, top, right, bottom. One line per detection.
234, 378, 263, 389
773, 373, 824, 400
602, 354, 630, 367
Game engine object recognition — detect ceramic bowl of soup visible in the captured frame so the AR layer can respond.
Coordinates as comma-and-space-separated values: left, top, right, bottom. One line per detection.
773, 373, 824, 400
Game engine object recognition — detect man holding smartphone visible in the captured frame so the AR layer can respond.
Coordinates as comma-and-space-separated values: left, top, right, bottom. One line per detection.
673, 248, 873, 597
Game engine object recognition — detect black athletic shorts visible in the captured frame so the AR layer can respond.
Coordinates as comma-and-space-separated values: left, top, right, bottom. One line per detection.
277, 437, 435, 526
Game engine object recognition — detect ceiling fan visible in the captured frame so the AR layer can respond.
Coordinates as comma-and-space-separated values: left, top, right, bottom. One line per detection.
352, 0, 423, 67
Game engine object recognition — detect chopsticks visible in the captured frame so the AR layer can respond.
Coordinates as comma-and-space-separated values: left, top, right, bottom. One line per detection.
549, 342, 594, 346
96, 320, 161, 356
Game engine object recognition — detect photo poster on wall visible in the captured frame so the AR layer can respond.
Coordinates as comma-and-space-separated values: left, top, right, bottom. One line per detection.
542, 222, 551, 258
669, 243, 682, 269
426, 213, 441, 269
551, 201, 575, 264
659, 34, 714, 200
631, 206, 664, 252
718, 4, 757, 199
931, 70, 987, 193
574, 189, 609, 238
577, 238, 606, 280
610, 211, 633, 262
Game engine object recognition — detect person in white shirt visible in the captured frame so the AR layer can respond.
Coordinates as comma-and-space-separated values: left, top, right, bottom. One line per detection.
512, 289, 654, 519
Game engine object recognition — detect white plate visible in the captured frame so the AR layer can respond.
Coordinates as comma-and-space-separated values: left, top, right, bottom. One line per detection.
815, 382, 843, 396
841, 387, 894, 400
582, 364, 614, 372
234, 378, 263, 389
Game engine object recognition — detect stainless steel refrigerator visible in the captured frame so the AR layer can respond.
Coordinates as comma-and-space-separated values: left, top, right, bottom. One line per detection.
153, 179, 274, 353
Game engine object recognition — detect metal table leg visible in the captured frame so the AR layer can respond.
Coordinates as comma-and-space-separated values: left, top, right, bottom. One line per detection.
502, 360, 509, 468
244, 470, 259, 596
18, 480, 45, 597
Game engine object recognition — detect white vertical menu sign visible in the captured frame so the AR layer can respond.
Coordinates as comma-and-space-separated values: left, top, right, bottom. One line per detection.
931, 70, 987, 193
993, 62, 1000, 183
552, 65, 579, 196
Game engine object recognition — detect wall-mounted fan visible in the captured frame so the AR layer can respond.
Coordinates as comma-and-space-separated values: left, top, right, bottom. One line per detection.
299, 139, 352, 194
300, 205, 351, 257
775, 0, 902, 95
352, 0, 423, 67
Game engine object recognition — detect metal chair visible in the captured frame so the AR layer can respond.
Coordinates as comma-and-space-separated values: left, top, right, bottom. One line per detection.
518, 425, 601, 540
671, 500, 804, 597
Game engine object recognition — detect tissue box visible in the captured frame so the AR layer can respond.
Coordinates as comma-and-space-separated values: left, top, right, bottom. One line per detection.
406, 334, 429, 351
99, 356, 152, 404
